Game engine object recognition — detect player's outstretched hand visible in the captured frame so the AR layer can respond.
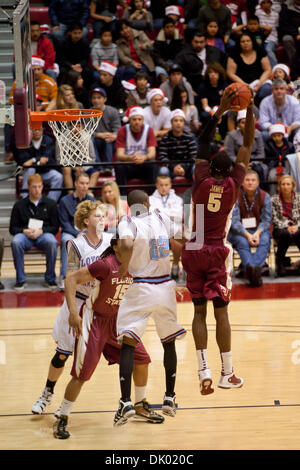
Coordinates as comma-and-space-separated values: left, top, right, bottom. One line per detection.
218, 86, 239, 114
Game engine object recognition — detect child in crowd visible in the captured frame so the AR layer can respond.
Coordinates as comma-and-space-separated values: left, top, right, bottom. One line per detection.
90, 28, 118, 81
165, 5, 185, 37
272, 64, 296, 94
122, 70, 151, 108
205, 20, 225, 53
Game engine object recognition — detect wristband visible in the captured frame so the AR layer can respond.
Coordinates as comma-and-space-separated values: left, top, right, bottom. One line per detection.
32, 158, 36, 163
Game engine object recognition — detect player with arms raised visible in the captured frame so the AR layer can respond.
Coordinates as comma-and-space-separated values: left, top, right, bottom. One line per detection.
181, 86, 255, 395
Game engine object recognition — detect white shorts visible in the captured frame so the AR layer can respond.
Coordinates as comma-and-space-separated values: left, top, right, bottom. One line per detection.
52, 297, 85, 355
117, 280, 186, 344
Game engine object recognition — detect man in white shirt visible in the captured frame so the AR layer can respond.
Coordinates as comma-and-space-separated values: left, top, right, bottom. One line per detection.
143, 88, 172, 142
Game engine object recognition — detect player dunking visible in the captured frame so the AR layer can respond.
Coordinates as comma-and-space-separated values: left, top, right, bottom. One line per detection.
114, 190, 186, 426
53, 236, 163, 439
181, 87, 255, 394
31, 201, 112, 415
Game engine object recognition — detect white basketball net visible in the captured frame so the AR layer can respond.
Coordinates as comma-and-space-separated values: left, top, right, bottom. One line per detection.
48, 112, 101, 167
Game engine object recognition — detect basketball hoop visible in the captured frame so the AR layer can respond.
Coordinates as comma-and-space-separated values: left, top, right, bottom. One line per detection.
30, 109, 103, 167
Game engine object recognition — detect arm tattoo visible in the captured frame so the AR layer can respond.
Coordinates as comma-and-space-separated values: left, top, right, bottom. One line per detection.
67, 244, 80, 272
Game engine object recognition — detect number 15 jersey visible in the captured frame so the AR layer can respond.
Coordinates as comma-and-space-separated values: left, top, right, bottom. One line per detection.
191, 161, 246, 244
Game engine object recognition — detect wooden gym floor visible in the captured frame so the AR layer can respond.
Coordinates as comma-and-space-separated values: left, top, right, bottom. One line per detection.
0, 278, 300, 451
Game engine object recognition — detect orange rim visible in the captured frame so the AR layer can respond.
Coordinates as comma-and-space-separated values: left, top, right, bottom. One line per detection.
30, 109, 103, 127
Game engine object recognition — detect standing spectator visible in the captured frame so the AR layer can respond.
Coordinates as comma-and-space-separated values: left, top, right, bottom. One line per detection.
115, 106, 157, 195
197, 0, 232, 45
124, 70, 152, 108
158, 109, 197, 180
58, 172, 95, 289
30, 21, 57, 81
228, 170, 272, 287
9, 173, 59, 291
116, 20, 155, 81
55, 23, 92, 86
49, 0, 90, 46
90, 28, 119, 81
278, 0, 300, 78
175, 31, 226, 92
272, 174, 300, 276
122, 0, 153, 32
90, 87, 121, 167
224, 109, 267, 181
160, 64, 195, 106
15, 127, 63, 202
226, 33, 272, 105
153, 17, 184, 82
89, 0, 119, 39
259, 79, 300, 141
255, 0, 279, 67
143, 88, 172, 142
92, 61, 127, 110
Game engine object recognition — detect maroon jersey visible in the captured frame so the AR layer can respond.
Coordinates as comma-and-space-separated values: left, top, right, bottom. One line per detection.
87, 254, 133, 317
191, 161, 246, 243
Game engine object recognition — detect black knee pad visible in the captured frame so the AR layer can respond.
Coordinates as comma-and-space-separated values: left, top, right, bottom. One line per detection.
212, 297, 229, 309
192, 297, 207, 306
51, 351, 69, 369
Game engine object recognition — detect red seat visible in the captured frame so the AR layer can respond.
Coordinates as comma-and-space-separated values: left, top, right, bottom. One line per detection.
127, 178, 148, 193
30, 7, 50, 25
275, 45, 288, 64
172, 177, 192, 194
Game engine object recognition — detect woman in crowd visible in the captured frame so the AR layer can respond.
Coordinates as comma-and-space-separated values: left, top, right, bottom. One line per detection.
272, 175, 300, 276
226, 32, 272, 105
56, 85, 83, 110
62, 70, 90, 108
101, 180, 130, 234
122, 0, 153, 32
170, 84, 199, 139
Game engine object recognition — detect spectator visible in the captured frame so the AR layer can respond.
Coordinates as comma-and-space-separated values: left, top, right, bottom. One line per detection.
9, 173, 59, 291
197, 0, 232, 45
272, 64, 296, 95
49, 0, 90, 45
122, 0, 153, 32
143, 88, 172, 142
16, 127, 63, 202
123, 70, 152, 108
92, 61, 127, 110
10, 56, 57, 111
175, 31, 226, 92
101, 180, 130, 234
233, 14, 272, 49
62, 70, 90, 108
224, 109, 267, 181
89, 0, 119, 39
205, 20, 225, 53
55, 23, 92, 86
116, 19, 155, 81
115, 106, 157, 195
278, 0, 300, 78
56, 84, 83, 109
259, 78, 300, 141
226, 33, 272, 105
91, 87, 121, 168
90, 27, 119, 81
158, 109, 197, 180
265, 123, 294, 194
153, 17, 184, 83
165, 5, 185, 37
255, 0, 279, 67
58, 171, 95, 289
160, 63, 195, 105
149, 0, 175, 31
272, 174, 300, 276
185, 0, 203, 35
30, 21, 58, 81
149, 174, 184, 280
170, 84, 200, 139
228, 170, 272, 287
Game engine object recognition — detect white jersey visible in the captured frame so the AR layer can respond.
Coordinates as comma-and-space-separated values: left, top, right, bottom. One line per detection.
125, 123, 150, 156
67, 232, 113, 298
118, 209, 174, 280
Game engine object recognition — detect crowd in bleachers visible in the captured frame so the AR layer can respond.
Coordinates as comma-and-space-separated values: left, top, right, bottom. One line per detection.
3, 0, 300, 291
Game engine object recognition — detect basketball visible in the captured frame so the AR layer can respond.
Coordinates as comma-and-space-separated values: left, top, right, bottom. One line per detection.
226, 82, 252, 110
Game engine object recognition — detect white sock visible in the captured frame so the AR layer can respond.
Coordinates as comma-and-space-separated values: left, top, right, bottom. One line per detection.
196, 349, 209, 372
134, 386, 147, 404
59, 398, 75, 417
221, 351, 233, 376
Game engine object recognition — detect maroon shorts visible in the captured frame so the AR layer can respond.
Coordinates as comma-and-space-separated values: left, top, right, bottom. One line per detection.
181, 242, 232, 303
71, 310, 151, 381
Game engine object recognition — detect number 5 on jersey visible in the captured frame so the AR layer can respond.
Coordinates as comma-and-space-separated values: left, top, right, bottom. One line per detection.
207, 192, 222, 212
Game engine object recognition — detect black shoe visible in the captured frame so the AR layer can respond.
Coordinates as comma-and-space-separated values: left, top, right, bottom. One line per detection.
44, 281, 58, 290
14, 282, 27, 292
53, 415, 70, 439
134, 399, 164, 423
276, 258, 286, 277
245, 264, 254, 284
113, 399, 135, 426
251, 265, 263, 287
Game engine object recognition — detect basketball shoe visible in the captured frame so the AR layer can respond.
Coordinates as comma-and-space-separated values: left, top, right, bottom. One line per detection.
162, 394, 176, 417
31, 387, 53, 414
134, 400, 164, 423
218, 372, 244, 389
53, 415, 70, 439
198, 369, 214, 395
113, 399, 135, 426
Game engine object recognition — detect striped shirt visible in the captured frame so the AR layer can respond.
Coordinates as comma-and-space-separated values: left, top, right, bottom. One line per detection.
256, 8, 279, 43
158, 130, 197, 177
90, 41, 119, 67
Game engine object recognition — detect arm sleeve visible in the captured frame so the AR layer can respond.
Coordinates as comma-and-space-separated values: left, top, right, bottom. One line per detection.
88, 258, 110, 280
257, 193, 272, 233
230, 201, 246, 236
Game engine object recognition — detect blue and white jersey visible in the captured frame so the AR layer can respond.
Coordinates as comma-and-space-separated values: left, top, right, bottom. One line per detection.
118, 209, 174, 280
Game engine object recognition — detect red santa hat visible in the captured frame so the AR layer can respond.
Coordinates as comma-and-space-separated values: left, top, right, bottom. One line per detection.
123, 105, 144, 123
32, 55, 45, 68
269, 123, 288, 137
147, 88, 168, 104
170, 109, 185, 121
121, 79, 136, 91
272, 63, 290, 78
165, 6, 180, 17
99, 61, 117, 77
